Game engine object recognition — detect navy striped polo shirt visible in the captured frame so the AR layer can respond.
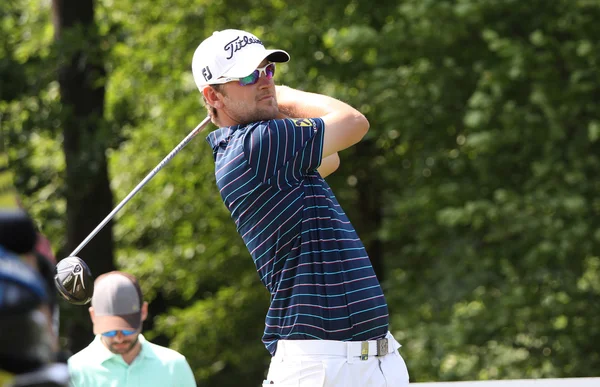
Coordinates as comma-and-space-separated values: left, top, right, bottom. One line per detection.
206, 118, 389, 355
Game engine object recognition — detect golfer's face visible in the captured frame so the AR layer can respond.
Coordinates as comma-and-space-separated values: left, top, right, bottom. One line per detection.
102, 330, 140, 355
221, 59, 279, 123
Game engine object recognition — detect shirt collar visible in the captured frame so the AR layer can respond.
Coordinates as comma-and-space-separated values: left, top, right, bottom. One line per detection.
90, 333, 156, 364
206, 122, 265, 158
206, 125, 237, 156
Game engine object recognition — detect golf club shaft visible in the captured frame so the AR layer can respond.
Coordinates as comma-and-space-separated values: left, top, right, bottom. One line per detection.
69, 115, 212, 257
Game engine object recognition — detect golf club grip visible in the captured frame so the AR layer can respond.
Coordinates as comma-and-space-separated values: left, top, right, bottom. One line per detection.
69, 115, 212, 257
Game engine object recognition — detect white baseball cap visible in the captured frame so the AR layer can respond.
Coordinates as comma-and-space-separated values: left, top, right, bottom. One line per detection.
191, 29, 290, 91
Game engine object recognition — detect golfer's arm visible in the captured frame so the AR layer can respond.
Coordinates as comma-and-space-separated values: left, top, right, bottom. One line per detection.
277, 112, 340, 178
276, 85, 369, 158
275, 98, 340, 177
318, 153, 340, 178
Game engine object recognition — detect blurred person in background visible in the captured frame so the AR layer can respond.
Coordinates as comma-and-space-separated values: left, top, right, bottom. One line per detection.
0, 245, 69, 387
0, 155, 70, 387
67, 271, 196, 387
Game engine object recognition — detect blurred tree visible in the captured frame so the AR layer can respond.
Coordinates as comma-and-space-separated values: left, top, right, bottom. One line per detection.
372, 0, 600, 381
51, 0, 115, 352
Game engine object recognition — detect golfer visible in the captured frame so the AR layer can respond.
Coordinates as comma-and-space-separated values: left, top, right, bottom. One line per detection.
192, 29, 409, 386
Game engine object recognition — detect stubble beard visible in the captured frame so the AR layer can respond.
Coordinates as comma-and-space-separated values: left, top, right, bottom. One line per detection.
250, 105, 279, 122
226, 95, 279, 124
104, 335, 139, 355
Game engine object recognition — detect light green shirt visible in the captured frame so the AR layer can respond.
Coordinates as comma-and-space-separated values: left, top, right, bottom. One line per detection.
67, 334, 196, 387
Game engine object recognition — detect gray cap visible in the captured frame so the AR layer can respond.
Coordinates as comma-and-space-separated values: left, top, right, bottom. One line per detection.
91, 271, 142, 335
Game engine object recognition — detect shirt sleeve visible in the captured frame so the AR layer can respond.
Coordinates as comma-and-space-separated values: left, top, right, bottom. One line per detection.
243, 118, 325, 189
67, 358, 82, 387
174, 357, 197, 387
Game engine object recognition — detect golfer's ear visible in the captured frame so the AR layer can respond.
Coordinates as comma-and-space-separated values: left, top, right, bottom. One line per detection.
89, 307, 95, 323
141, 301, 149, 322
203, 86, 224, 109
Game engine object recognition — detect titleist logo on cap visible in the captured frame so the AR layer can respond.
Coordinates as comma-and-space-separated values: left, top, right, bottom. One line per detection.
224, 35, 262, 60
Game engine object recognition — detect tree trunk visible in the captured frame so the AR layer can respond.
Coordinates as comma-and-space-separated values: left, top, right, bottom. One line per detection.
52, 0, 115, 353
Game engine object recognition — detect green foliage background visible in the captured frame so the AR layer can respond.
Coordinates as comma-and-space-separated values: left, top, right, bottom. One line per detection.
2, 0, 599, 384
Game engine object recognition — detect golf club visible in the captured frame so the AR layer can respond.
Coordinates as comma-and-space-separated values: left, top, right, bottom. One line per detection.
54, 115, 212, 305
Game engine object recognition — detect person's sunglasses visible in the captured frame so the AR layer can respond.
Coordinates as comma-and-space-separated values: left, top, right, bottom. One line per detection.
101, 329, 137, 337
215, 63, 276, 86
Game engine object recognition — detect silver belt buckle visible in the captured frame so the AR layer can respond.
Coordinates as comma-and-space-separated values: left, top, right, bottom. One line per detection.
376, 338, 388, 356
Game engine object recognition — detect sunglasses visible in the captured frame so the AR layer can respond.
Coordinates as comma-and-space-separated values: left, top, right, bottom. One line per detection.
215, 63, 276, 86
101, 329, 137, 337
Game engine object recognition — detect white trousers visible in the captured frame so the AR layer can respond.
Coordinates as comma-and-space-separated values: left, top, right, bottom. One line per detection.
263, 332, 410, 387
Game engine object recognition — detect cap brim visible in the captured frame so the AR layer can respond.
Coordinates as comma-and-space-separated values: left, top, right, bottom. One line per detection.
223, 49, 290, 78
93, 313, 141, 335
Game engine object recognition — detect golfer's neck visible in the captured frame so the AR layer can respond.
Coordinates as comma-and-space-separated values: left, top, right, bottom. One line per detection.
121, 342, 142, 365
216, 109, 243, 127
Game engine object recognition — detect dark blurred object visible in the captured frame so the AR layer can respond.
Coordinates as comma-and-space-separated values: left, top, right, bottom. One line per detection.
8, 363, 70, 387
0, 248, 51, 370
34, 252, 58, 309
0, 249, 47, 317
33, 234, 57, 266
54, 256, 94, 305
0, 248, 70, 387
0, 209, 37, 255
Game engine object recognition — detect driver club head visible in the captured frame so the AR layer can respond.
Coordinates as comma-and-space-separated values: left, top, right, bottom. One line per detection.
53, 256, 94, 305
